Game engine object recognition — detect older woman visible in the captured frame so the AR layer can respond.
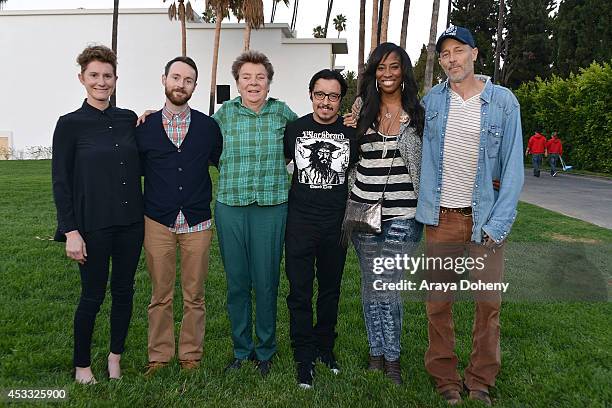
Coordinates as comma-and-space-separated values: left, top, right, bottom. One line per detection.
345, 42, 424, 385
213, 51, 297, 376
52, 45, 144, 384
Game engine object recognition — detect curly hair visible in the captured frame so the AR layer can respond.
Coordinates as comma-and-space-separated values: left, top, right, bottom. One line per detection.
231, 50, 274, 81
76, 45, 117, 75
356, 42, 424, 138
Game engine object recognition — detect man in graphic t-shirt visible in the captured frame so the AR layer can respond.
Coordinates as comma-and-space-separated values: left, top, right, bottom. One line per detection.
283, 69, 358, 389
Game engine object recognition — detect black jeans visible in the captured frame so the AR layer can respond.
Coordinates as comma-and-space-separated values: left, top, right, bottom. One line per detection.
285, 210, 346, 363
74, 221, 144, 367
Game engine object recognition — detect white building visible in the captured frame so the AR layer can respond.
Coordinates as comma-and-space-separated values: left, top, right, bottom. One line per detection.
0, 8, 347, 157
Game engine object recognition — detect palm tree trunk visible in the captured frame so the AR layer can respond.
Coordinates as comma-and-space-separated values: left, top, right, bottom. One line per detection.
380, 0, 390, 43
446, 0, 452, 27
180, 0, 187, 56
324, 0, 334, 37
270, 0, 276, 23
493, 0, 505, 84
358, 0, 366, 90
291, 0, 299, 31
110, 0, 119, 106
423, 0, 440, 93
400, 0, 411, 50
244, 25, 252, 51
209, 13, 222, 115
370, 0, 379, 52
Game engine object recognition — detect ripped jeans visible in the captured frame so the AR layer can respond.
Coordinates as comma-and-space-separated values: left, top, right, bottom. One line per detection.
352, 218, 423, 361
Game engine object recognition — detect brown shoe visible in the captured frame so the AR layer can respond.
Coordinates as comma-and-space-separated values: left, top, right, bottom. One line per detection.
469, 390, 492, 406
367, 354, 383, 371
179, 360, 200, 371
144, 361, 168, 377
441, 389, 462, 405
383, 358, 402, 385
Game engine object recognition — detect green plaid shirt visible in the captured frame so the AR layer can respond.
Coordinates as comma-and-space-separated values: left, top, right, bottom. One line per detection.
213, 97, 297, 206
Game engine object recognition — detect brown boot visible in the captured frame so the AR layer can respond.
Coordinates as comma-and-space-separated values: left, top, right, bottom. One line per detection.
367, 354, 383, 371
383, 358, 402, 385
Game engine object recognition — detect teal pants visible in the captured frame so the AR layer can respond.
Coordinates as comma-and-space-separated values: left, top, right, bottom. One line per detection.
215, 201, 288, 361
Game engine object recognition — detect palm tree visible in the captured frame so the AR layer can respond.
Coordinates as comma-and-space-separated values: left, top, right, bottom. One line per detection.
290, 0, 299, 31
208, 0, 231, 115
446, 0, 452, 27
399, 0, 411, 50
270, 0, 289, 23
357, 0, 366, 89
493, 0, 505, 83
423, 0, 440, 93
242, 0, 264, 51
332, 14, 347, 68
370, 0, 379, 51
379, 0, 390, 43
323, 0, 334, 37
110, 0, 119, 107
165, 0, 195, 57
313, 25, 325, 38
202, 3, 216, 23
0, 0, 7, 10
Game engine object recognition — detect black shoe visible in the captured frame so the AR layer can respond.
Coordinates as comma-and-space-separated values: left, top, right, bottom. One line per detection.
224, 358, 243, 372
296, 361, 314, 389
255, 359, 272, 377
318, 350, 340, 374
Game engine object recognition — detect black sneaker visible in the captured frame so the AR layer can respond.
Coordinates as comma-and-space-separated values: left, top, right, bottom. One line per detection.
224, 358, 243, 372
255, 359, 272, 377
318, 351, 340, 374
297, 361, 315, 389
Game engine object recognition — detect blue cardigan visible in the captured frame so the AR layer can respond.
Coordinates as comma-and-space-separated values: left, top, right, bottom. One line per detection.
135, 109, 223, 228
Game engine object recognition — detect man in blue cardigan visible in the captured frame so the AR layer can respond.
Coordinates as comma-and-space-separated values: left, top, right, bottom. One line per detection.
135, 57, 222, 375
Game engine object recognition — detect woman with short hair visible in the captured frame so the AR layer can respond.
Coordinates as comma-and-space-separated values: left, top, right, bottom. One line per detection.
212, 50, 297, 376
52, 45, 144, 384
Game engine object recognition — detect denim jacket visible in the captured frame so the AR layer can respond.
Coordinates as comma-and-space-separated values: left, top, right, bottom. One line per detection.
415, 76, 524, 243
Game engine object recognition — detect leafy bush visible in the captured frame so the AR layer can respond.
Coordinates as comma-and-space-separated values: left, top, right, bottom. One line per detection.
515, 61, 612, 172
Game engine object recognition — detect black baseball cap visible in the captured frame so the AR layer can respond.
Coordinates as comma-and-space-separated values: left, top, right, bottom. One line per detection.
436, 25, 476, 52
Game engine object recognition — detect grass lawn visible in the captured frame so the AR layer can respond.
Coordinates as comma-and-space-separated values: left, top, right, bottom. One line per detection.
0, 160, 610, 407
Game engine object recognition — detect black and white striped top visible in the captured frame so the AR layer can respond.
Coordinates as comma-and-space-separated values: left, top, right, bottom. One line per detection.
350, 132, 417, 221
439, 90, 482, 207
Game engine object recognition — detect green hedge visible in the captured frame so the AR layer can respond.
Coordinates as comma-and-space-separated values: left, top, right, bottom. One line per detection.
514, 61, 612, 173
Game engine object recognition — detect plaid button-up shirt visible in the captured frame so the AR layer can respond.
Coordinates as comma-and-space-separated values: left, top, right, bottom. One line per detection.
213, 97, 297, 206
162, 105, 212, 233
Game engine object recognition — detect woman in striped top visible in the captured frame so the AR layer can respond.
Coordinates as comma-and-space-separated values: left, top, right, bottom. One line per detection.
346, 42, 424, 385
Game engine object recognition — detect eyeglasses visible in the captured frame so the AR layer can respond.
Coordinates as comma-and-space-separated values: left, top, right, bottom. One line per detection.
313, 91, 341, 102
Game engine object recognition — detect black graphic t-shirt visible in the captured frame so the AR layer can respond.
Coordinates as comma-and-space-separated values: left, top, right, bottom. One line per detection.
284, 114, 358, 218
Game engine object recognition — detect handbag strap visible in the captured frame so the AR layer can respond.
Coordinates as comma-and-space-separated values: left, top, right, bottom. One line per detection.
380, 147, 397, 200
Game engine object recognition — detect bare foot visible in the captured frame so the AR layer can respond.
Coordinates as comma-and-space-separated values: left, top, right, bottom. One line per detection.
107, 352, 122, 379
75, 366, 97, 384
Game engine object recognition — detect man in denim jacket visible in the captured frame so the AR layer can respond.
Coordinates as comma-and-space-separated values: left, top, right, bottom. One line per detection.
416, 26, 524, 406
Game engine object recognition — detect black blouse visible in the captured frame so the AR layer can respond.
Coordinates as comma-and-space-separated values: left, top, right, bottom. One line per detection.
52, 100, 143, 238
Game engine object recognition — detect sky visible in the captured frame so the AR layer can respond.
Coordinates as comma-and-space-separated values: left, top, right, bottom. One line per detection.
3, 0, 452, 72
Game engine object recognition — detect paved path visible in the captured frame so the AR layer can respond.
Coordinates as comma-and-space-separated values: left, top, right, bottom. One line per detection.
520, 169, 612, 229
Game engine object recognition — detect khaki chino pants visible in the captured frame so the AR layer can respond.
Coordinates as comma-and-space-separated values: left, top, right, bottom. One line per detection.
144, 216, 212, 362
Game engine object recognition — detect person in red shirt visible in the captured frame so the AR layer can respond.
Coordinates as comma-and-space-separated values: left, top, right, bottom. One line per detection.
526, 131, 547, 177
546, 132, 563, 177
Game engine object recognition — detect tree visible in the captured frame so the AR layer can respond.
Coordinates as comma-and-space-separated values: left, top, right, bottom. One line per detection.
446, 0, 452, 27
0, 0, 6, 10
111, 0, 119, 107
202, 3, 216, 22
501, 0, 555, 88
553, 0, 612, 77
165, 0, 196, 57
291, 0, 299, 31
493, 0, 505, 83
423, 0, 441, 93
414, 44, 445, 95
370, 0, 379, 51
450, 0, 498, 77
357, 0, 366, 89
323, 0, 334, 37
332, 14, 347, 67
399, 0, 411, 50
340, 71, 358, 114
379, 0, 391, 43
242, 0, 264, 51
208, 0, 231, 115
313, 25, 325, 38
270, 0, 289, 23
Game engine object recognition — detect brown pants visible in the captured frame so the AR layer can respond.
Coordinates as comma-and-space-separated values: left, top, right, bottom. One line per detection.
144, 216, 212, 362
424, 211, 504, 393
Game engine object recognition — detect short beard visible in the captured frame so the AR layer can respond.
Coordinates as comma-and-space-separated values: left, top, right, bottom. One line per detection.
165, 86, 191, 106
